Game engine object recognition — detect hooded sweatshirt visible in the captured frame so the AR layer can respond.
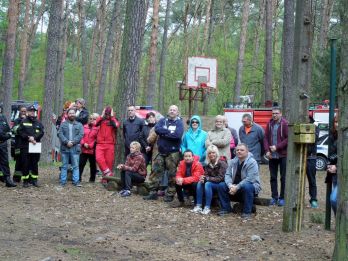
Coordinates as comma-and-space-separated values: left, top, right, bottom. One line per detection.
181, 115, 207, 163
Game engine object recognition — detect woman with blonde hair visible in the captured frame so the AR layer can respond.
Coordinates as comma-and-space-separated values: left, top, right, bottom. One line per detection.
205, 115, 232, 160
191, 145, 228, 215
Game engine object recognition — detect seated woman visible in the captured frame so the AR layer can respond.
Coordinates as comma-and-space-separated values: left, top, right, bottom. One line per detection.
171, 149, 204, 208
218, 143, 261, 219
191, 145, 228, 215
117, 141, 147, 197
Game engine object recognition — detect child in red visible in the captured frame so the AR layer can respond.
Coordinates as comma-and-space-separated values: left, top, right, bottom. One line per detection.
117, 141, 146, 197
95, 106, 120, 184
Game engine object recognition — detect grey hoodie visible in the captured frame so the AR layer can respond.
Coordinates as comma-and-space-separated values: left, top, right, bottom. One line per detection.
225, 152, 261, 194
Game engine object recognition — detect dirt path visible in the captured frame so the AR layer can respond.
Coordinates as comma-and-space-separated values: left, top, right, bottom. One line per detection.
0, 165, 334, 261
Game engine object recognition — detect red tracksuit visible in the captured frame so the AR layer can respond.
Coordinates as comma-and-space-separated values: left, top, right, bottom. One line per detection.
95, 116, 120, 178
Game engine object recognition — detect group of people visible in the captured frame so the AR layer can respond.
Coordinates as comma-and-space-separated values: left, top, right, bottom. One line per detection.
3, 100, 335, 217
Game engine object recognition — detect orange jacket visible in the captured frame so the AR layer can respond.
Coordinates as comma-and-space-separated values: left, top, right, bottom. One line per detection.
175, 155, 204, 185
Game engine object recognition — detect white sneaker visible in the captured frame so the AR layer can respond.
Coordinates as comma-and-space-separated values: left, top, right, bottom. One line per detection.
191, 206, 203, 213
201, 207, 211, 215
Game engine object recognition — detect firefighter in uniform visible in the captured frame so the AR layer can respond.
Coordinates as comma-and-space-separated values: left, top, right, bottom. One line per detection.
0, 106, 17, 187
11, 105, 27, 182
17, 105, 44, 187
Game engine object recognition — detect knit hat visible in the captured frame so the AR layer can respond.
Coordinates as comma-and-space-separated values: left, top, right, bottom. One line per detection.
75, 98, 86, 106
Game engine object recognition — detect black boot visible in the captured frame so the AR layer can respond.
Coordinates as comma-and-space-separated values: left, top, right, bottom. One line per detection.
31, 180, 39, 187
5, 176, 17, 187
23, 181, 30, 188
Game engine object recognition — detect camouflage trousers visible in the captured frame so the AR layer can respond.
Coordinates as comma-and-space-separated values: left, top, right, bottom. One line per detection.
147, 152, 181, 197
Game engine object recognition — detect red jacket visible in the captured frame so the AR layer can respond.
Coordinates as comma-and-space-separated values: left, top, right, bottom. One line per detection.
123, 151, 147, 176
96, 116, 120, 144
176, 156, 204, 185
80, 124, 99, 154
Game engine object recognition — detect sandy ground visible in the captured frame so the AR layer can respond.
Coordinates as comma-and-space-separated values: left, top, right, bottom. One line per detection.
0, 164, 335, 261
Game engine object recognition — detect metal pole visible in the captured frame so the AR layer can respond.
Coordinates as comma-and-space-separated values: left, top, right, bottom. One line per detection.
325, 38, 337, 230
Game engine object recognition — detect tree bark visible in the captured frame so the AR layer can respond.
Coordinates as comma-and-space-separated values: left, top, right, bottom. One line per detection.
282, 0, 313, 232
41, 0, 64, 163
0, 0, 20, 118
17, 0, 31, 100
78, 0, 89, 100
158, 0, 171, 113
281, 0, 295, 119
264, 0, 273, 104
333, 0, 348, 259
233, 0, 250, 103
114, 0, 147, 166
96, 0, 121, 114
146, 0, 160, 106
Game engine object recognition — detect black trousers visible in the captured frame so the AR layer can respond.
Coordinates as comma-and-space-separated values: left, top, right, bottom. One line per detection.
0, 144, 11, 178
20, 148, 40, 181
79, 153, 97, 182
269, 157, 287, 200
121, 171, 145, 190
306, 158, 317, 202
175, 183, 197, 203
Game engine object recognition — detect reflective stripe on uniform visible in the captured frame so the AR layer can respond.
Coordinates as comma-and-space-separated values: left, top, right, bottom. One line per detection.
30, 174, 38, 179
23, 123, 33, 126
21, 175, 30, 180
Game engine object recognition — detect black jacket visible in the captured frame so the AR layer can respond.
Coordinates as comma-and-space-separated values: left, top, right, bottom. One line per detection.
139, 123, 155, 151
17, 117, 44, 149
76, 108, 89, 125
0, 114, 11, 146
123, 116, 144, 148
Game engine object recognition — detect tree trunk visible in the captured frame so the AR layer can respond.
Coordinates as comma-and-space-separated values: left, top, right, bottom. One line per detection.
0, 0, 20, 118
146, 0, 160, 106
318, 0, 334, 51
281, 0, 295, 119
333, 0, 348, 259
78, 0, 89, 100
251, 0, 265, 98
96, 0, 121, 114
158, 0, 171, 113
233, 0, 250, 103
55, 0, 69, 114
264, 0, 273, 104
41, 0, 64, 163
17, 0, 30, 100
116, 0, 147, 115
282, 0, 313, 232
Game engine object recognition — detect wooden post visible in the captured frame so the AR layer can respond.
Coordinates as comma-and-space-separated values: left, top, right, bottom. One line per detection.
282, 0, 313, 232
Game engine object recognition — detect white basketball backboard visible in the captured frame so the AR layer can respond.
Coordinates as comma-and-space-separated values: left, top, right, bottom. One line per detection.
187, 57, 217, 89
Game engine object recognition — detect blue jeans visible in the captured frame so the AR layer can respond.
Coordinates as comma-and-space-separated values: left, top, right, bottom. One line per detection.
219, 182, 255, 214
61, 152, 80, 185
196, 181, 223, 208
330, 175, 338, 215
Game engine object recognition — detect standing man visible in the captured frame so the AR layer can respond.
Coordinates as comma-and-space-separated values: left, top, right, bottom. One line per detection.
17, 105, 44, 187
11, 105, 27, 182
239, 113, 264, 164
123, 105, 144, 157
144, 105, 184, 202
0, 106, 16, 187
75, 98, 89, 125
58, 108, 84, 187
263, 107, 288, 206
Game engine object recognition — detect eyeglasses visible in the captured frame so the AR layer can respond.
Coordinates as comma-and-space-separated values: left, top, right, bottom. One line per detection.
191, 121, 199, 124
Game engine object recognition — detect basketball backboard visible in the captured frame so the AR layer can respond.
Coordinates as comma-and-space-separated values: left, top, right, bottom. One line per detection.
187, 57, 217, 90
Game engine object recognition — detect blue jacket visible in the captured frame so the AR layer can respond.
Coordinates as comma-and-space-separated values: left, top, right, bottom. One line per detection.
58, 120, 84, 154
181, 115, 207, 163
238, 123, 264, 162
155, 116, 184, 154
225, 152, 261, 194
